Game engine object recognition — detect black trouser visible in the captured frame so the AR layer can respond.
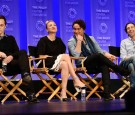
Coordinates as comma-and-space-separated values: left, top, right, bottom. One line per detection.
84, 53, 121, 96
0, 50, 35, 94
3, 50, 30, 76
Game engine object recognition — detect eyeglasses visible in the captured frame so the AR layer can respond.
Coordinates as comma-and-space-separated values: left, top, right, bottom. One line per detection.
73, 28, 81, 30
0, 24, 5, 27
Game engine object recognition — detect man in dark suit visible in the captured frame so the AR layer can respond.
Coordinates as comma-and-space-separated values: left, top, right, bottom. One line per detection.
0, 15, 39, 103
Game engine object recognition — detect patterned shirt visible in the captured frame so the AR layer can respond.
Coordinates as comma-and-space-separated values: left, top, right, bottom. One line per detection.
120, 37, 135, 61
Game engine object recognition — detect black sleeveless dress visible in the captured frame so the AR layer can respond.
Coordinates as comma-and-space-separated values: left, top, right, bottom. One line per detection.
37, 36, 66, 69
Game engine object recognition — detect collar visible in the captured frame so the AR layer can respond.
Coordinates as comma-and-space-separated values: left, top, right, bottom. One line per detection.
0, 34, 8, 40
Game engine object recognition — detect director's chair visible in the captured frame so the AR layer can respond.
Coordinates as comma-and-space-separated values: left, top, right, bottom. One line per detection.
28, 46, 77, 101
0, 69, 26, 104
109, 46, 130, 98
71, 57, 105, 100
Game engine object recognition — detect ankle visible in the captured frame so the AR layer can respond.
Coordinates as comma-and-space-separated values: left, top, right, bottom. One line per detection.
61, 88, 66, 93
60, 90, 67, 98
73, 76, 79, 82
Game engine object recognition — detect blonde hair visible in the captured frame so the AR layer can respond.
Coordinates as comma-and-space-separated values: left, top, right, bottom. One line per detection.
45, 20, 54, 29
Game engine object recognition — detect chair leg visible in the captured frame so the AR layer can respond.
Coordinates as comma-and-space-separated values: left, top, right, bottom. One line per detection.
66, 89, 77, 100
37, 73, 61, 99
45, 73, 77, 100
0, 75, 17, 92
35, 81, 52, 97
48, 85, 61, 101
86, 80, 103, 100
1, 79, 22, 104
113, 84, 127, 96
0, 81, 20, 103
119, 87, 130, 99
112, 74, 130, 98
72, 92, 79, 99
77, 73, 102, 98
1, 74, 26, 97
82, 72, 104, 98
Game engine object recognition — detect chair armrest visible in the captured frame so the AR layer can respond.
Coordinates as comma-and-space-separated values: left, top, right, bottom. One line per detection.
28, 56, 48, 72
70, 56, 86, 68
70, 56, 85, 60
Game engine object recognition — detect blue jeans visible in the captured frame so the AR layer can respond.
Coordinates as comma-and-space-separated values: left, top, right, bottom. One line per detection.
120, 56, 135, 88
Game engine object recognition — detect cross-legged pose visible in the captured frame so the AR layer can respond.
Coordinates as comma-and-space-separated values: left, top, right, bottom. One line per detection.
37, 20, 86, 101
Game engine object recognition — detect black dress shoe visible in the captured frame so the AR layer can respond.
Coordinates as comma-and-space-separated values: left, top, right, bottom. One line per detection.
27, 93, 40, 103
104, 96, 113, 101
103, 93, 113, 101
119, 66, 131, 76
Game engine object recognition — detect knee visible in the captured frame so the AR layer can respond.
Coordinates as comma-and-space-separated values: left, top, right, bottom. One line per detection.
62, 54, 70, 61
128, 64, 134, 71
60, 61, 68, 69
63, 54, 70, 58
101, 65, 110, 71
98, 53, 104, 58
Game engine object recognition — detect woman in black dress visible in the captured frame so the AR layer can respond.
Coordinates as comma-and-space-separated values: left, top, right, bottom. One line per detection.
37, 20, 86, 101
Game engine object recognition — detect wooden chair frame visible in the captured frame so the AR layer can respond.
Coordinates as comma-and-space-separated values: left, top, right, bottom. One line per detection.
28, 46, 77, 101
109, 46, 130, 99
0, 69, 26, 104
71, 57, 107, 100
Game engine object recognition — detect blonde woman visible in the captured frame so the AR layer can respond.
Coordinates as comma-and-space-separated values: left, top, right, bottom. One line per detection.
37, 20, 86, 101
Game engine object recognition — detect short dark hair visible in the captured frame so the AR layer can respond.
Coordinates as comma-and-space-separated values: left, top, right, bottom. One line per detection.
125, 22, 135, 33
0, 15, 7, 25
72, 19, 86, 30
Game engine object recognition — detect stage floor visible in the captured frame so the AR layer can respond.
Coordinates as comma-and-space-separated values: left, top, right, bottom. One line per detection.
0, 98, 134, 115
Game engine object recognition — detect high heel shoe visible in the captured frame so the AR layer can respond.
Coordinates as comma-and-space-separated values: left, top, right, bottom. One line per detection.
118, 65, 131, 76
60, 93, 69, 102
61, 98, 69, 102
74, 85, 86, 92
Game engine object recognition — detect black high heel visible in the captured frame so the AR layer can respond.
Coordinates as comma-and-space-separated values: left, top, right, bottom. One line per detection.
74, 86, 86, 92
60, 93, 69, 102
61, 98, 69, 101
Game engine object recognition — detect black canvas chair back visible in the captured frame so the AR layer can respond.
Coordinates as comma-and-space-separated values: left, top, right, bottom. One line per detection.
28, 45, 59, 75
28, 46, 38, 58
109, 46, 120, 57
